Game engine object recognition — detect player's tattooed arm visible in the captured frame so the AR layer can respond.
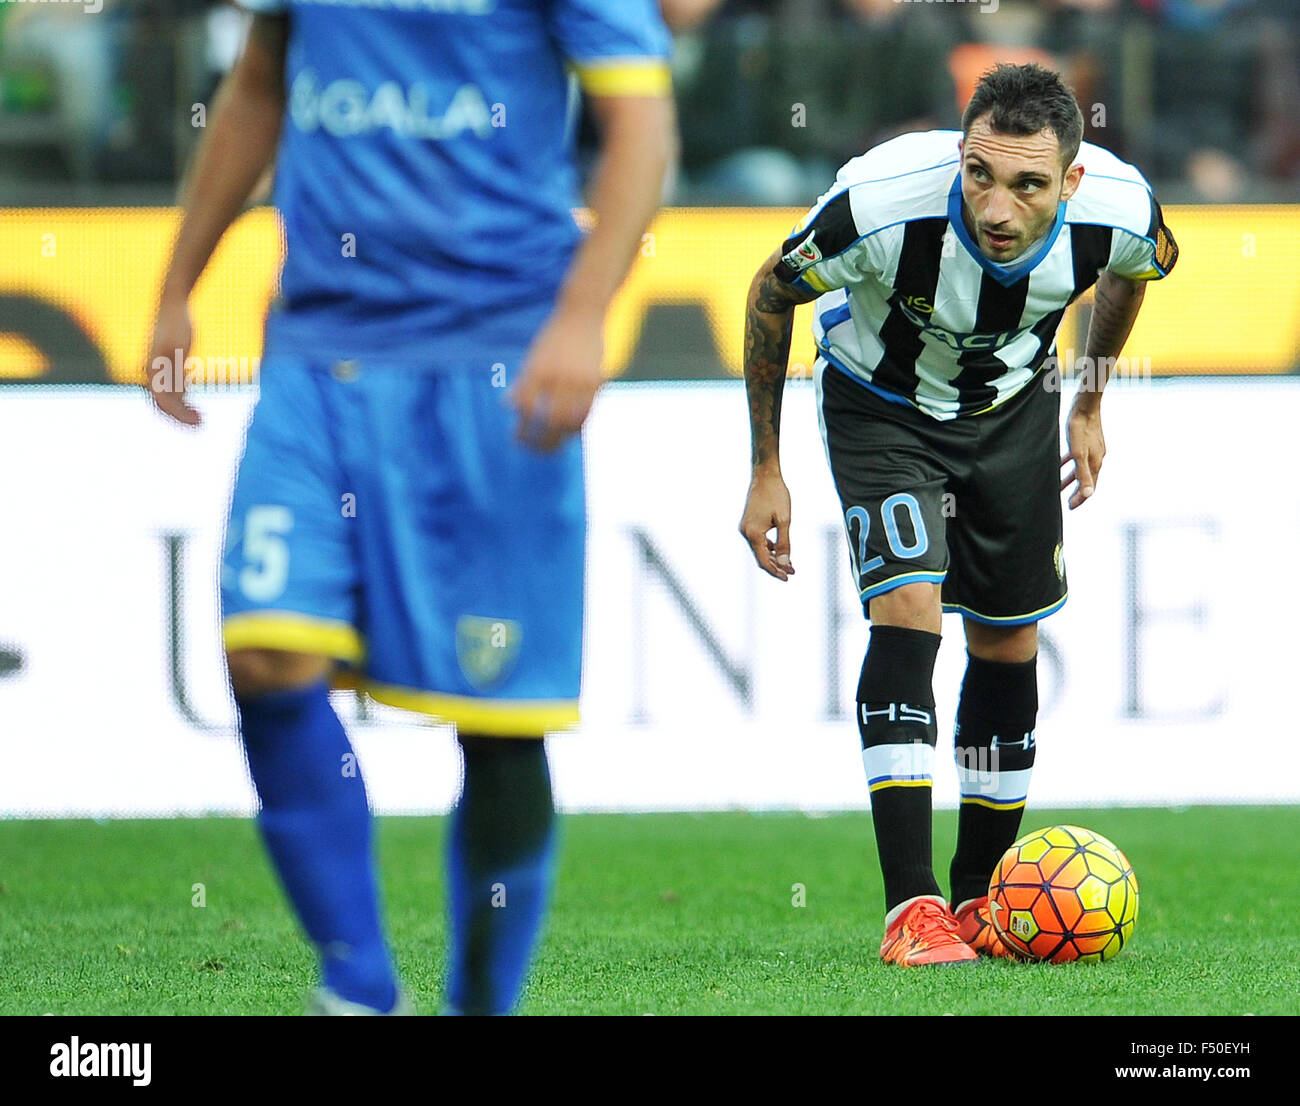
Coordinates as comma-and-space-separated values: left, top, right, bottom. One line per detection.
1061, 272, 1145, 510
743, 252, 818, 470
1075, 271, 1146, 413
739, 252, 818, 581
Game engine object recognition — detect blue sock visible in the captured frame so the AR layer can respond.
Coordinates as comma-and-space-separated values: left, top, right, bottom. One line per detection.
236, 680, 398, 1012
445, 736, 556, 1016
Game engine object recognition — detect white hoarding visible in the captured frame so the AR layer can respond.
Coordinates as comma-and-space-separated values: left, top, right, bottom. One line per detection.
0, 378, 1295, 816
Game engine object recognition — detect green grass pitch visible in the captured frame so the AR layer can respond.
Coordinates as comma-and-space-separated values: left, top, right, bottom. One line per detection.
1, 807, 1296, 1015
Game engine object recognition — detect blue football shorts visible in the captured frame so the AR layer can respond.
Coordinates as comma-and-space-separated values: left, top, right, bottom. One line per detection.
220, 353, 585, 736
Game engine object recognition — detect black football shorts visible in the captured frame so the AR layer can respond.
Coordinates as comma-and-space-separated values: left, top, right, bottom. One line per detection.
816, 358, 1067, 625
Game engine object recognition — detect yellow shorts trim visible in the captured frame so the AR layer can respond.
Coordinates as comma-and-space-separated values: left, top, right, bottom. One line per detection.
960, 796, 1027, 812
222, 612, 365, 664
941, 593, 1068, 625
868, 779, 933, 793
573, 58, 672, 97
365, 680, 580, 738
221, 617, 576, 734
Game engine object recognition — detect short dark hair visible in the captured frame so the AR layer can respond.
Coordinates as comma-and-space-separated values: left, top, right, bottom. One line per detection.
961, 63, 1084, 168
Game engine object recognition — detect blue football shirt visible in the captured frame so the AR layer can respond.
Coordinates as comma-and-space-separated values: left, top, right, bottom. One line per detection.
236, 0, 670, 364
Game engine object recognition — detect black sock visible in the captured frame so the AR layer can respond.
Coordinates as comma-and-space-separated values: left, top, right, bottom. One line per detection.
949, 653, 1038, 908
448, 734, 555, 1015
455, 734, 554, 870
857, 624, 944, 915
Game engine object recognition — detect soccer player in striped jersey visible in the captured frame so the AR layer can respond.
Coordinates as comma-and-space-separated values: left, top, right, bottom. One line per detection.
146, 1, 674, 1012
738, 64, 1176, 966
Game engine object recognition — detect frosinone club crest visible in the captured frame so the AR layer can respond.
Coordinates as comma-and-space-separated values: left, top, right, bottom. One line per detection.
455, 615, 522, 691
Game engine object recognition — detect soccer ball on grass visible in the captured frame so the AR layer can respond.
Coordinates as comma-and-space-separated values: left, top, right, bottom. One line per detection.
988, 824, 1138, 963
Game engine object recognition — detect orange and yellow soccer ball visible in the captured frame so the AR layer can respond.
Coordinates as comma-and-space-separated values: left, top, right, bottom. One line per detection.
988, 825, 1139, 964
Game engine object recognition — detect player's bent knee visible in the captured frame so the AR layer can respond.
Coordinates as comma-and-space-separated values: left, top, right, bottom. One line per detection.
965, 621, 1038, 664
226, 648, 333, 701
869, 582, 943, 632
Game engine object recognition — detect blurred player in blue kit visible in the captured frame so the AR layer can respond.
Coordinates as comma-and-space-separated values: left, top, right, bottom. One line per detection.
146, 0, 674, 1014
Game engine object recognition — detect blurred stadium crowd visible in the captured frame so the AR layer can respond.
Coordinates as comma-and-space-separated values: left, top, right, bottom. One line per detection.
0, 0, 1297, 205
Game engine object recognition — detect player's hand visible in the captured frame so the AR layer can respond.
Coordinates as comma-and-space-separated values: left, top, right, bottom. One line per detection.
510, 306, 605, 452
1061, 403, 1105, 510
144, 295, 201, 427
739, 470, 795, 581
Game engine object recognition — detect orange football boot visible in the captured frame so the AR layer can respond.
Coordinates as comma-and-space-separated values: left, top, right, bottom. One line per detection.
953, 896, 1022, 960
880, 897, 979, 966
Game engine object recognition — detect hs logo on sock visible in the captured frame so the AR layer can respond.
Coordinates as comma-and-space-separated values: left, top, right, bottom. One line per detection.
860, 703, 933, 726
990, 730, 1036, 751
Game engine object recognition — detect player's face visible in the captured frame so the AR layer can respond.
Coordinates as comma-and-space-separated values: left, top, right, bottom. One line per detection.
958, 117, 1084, 262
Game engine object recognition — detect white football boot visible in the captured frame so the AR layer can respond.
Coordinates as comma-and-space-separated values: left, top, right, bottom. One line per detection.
304, 987, 415, 1016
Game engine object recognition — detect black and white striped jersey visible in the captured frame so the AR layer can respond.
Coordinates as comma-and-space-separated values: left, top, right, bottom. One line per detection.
773, 129, 1177, 420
